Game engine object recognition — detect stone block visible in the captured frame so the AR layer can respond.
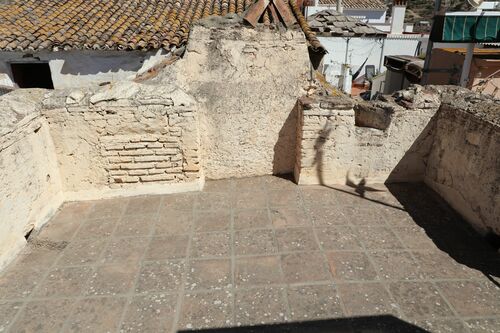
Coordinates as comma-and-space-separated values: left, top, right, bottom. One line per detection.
155, 162, 172, 168
140, 174, 175, 182
155, 148, 178, 155
113, 176, 140, 183
128, 170, 149, 176
108, 156, 133, 163
119, 149, 154, 156
120, 162, 155, 170
148, 169, 168, 175
134, 155, 167, 162
105, 143, 124, 151
124, 143, 147, 150
146, 142, 163, 149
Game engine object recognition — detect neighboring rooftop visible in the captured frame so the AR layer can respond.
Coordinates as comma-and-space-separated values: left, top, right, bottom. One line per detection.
318, 0, 386, 10
308, 9, 387, 37
0, 0, 321, 52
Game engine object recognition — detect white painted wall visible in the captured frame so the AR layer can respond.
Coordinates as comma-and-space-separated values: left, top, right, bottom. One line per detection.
0, 50, 169, 89
319, 35, 427, 86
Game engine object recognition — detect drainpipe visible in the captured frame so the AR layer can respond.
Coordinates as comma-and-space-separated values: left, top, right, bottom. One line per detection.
459, 43, 475, 87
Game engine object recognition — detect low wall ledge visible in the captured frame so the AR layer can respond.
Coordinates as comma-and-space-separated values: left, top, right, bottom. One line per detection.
299, 94, 354, 111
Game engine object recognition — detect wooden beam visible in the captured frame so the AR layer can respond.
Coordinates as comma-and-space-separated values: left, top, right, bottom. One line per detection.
269, 3, 280, 24
272, 0, 296, 28
244, 0, 270, 27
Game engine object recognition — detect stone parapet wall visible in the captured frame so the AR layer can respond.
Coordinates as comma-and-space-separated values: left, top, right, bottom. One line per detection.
41, 82, 201, 199
0, 90, 63, 269
295, 88, 438, 185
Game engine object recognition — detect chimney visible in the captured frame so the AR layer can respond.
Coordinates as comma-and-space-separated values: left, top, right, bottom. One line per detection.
336, 0, 343, 13
390, 0, 407, 34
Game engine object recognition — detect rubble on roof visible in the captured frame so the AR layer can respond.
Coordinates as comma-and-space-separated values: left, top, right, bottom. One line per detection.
308, 9, 387, 37
318, 0, 386, 10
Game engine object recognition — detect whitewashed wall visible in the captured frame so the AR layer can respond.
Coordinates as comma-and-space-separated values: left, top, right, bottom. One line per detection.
0, 50, 169, 89
319, 35, 426, 86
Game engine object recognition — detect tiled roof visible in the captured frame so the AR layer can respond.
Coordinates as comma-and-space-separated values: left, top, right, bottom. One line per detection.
308, 9, 386, 37
0, 0, 262, 51
317, 0, 386, 10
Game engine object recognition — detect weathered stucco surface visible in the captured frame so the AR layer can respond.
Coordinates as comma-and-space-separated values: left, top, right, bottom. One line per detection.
0, 90, 63, 269
425, 89, 500, 235
156, 21, 310, 178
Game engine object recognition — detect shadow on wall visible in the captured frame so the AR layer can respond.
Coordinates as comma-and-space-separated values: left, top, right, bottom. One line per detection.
309, 104, 500, 283
58, 53, 146, 75
272, 101, 299, 175
178, 315, 430, 332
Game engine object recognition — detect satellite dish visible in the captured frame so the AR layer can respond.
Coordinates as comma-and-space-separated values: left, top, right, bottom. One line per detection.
467, 0, 484, 8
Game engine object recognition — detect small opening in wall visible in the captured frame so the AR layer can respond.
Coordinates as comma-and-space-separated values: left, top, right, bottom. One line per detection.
24, 226, 35, 241
10, 62, 54, 89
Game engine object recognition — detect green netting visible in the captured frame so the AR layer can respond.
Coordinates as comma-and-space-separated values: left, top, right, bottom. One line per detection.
443, 15, 500, 42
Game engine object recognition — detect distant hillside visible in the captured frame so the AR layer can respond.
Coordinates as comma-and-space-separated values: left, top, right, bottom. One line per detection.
403, 0, 469, 23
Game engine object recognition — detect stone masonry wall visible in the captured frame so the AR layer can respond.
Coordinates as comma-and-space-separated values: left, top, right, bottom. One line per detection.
42, 82, 201, 199
0, 90, 63, 269
425, 89, 500, 235
295, 88, 439, 185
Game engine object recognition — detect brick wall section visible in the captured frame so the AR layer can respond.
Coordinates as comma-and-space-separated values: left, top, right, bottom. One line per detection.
42, 82, 201, 192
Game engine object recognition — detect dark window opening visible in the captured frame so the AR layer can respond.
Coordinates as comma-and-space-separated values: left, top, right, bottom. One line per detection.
10, 62, 54, 89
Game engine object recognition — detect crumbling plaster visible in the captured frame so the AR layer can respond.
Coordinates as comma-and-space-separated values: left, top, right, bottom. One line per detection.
0, 90, 63, 269
154, 21, 311, 178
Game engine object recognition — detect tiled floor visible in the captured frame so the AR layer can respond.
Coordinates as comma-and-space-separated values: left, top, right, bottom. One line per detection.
0, 176, 499, 333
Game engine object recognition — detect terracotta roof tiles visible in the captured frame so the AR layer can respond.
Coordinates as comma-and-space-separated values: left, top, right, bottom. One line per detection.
0, 0, 259, 51
318, 0, 386, 10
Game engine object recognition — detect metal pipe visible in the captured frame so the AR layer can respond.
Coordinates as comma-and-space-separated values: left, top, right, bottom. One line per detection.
460, 43, 475, 87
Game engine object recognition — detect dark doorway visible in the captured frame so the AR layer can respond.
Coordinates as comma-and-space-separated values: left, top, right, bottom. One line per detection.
10, 62, 54, 89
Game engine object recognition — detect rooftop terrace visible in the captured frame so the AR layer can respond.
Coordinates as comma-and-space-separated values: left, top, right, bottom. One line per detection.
1, 176, 498, 332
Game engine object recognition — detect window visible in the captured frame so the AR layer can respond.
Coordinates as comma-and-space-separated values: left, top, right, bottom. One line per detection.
10, 62, 54, 89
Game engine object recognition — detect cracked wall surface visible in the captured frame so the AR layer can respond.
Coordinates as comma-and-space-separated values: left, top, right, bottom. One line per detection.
155, 24, 310, 178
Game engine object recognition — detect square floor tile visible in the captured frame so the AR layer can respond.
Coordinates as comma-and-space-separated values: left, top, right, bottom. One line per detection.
135, 260, 185, 293
233, 209, 271, 230
275, 227, 319, 252
435, 280, 500, 317
65, 297, 127, 332
268, 189, 302, 208
155, 209, 193, 235
101, 237, 149, 264
114, 214, 157, 237
85, 263, 139, 296
37, 220, 81, 242
56, 238, 107, 266
355, 226, 404, 250
369, 251, 420, 280
0, 267, 45, 299
411, 250, 483, 280
281, 252, 331, 283
145, 235, 189, 260
234, 191, 268, 210
415, 318, 468, 333
270, 208, 310, 228
389, 281, 453, 319
126, 196, 162, 215
392, 226, 439, 250
287, 284, 343, 320
161, 192, 196, 211
234, 229, 277, 256
120, 293, 178, 332
178, 290, 233, 329
300, 188, 337, 207
465, 318, 500, 333
196, 192, 232, 211
234, 287, 288, 326
326, 251, 377, 281
74, 217, 118, 239
233, 177, 265, 192
9, 299, 72, 333
203, 179, 235, 193
51, 201, 93, 223
190, 232, 231, 258
186, 259, 232, 290
234, 256, 283, 287
14, 245, 63, 268
306, 205, 350, 226
33, 266, 93, 298
194, 210, 231, 232
315, 226, 362, 250
345, 206, 388, 226
0, 301, 22, 331
87, 198, 128, 220
338, 282, 397, 316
